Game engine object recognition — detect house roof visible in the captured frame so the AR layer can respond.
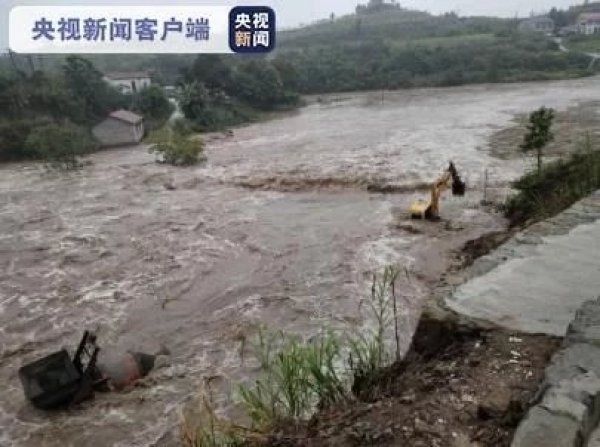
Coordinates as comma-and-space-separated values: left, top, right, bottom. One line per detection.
522, 16, 554, 24
579, 12, 600, 23
109, 110, 143, 124
104, 71, 151, 80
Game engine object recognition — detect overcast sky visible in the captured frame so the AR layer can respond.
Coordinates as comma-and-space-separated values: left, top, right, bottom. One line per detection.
0, 0, 583, 51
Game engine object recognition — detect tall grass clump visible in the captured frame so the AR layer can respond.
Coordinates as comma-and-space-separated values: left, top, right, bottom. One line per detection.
181, 377, 252, 447
238, 329, 346, 431
185, 266, 405, 442
505, 134, 600, 226
237, 266, 404, 431
349, 266, 401, 396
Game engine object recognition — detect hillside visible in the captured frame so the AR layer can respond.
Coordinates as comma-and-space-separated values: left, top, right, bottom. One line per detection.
277, 8, 508, 49
270, 6, 596, 93
1, 4, 597, 134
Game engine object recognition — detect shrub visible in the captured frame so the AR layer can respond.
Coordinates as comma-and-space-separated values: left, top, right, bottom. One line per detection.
0, 119, 50, 161
24, 122, 96, 169
238, 329, 345, 430
132, 85, 174, 130
148, 127, 205, 166
171, 118, 195, 137
505, 134, 600, 226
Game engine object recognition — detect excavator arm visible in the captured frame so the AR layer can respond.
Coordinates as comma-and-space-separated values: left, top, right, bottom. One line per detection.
428, 171, 452, 218
409, 162, 465, 220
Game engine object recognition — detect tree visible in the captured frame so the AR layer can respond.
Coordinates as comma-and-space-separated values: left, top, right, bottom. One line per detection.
521, 106, 555, 172
182, 55, 234, 92
62, 56, 124, 123
549, 7, 569, 29
178, 81, 212, 120
132, 85, 174, 129
231, 61, 290, 109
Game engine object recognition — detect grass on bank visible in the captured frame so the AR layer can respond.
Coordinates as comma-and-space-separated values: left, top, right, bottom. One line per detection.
505, 134, 600, 226
183, 266, 404, 447
566, 34, 600, 54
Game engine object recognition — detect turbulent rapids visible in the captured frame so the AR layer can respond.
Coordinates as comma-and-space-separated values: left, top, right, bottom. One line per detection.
1, 77, 599, 446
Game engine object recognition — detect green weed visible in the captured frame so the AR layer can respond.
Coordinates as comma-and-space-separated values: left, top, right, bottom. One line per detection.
506, 133, 600, 226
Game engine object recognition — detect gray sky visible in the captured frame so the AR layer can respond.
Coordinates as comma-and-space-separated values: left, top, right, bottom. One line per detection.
0, 0, 583, 51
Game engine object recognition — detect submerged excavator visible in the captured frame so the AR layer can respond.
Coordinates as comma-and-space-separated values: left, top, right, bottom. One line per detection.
409, 162, 466, 220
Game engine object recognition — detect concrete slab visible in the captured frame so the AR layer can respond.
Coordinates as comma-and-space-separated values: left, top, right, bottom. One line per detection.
588, 426, 600, 447
567, 299, 600, 348
446, 192, 600, 336
511, 406, 582, 447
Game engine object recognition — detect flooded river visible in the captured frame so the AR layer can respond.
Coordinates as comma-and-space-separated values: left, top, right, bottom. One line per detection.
1, 77, 599, 446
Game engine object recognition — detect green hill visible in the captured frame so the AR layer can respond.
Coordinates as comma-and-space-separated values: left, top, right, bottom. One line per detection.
270, 7, 596, 93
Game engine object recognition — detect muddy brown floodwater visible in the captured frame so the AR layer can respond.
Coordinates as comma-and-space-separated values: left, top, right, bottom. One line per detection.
1, 77, 599, 447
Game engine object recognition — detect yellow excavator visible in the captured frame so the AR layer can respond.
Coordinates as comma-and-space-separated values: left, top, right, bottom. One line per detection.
409, 162, 466, 220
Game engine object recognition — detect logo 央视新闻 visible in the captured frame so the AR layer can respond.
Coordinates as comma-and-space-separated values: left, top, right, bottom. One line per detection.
229, 6, 275, 53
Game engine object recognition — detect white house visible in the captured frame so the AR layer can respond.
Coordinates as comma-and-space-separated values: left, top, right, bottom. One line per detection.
578, 13, 600, 35
103, 71, 151, 94
92, 110, 144, 147
518, 17, 555, 34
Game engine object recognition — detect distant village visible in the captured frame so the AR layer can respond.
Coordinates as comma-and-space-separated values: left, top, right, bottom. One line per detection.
510, 1, 600, 36
353, 0, 600, 36
520, 10, 600, 36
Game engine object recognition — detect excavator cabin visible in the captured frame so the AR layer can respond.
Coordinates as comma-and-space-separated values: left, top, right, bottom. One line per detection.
409, 162, 465, 220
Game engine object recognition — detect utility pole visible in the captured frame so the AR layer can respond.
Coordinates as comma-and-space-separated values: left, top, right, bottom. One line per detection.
483, 169, 489, 205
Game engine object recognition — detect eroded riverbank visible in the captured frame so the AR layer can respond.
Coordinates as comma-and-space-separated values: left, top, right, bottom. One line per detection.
1, 77, 600, 446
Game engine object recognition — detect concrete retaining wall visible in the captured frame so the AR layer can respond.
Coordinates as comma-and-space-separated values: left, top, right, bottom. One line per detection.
512, 298, 600, 447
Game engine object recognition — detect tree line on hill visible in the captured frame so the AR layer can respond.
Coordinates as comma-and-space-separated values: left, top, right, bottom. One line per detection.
271, 31, 592, 94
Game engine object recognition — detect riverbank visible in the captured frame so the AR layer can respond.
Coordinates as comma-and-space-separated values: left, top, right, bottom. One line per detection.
229, 192, 600, 447
264, 315, 560, 447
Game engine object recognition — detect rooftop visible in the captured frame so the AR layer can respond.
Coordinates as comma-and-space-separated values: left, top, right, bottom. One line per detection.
104, 71, 151, 80
108, 109, 143, 124
522, 16, 554, 23
579, 12, 600, 22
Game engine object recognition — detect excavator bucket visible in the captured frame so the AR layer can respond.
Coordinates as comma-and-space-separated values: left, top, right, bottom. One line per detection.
449, 161, 466, 196
452, 177, 466, 196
